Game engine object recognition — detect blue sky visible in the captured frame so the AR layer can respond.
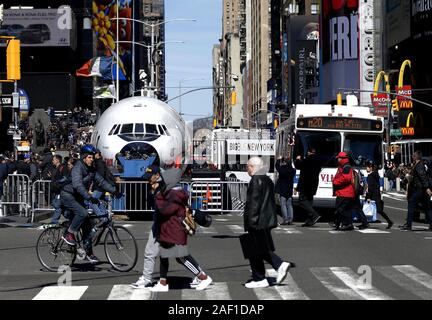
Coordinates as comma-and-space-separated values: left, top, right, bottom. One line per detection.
164, 0, 222, 122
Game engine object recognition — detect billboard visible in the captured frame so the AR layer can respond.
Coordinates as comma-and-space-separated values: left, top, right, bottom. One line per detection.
386, 0, 411, 47
320, 0, 359, 104
411, 0, 432, 41
0, 7, 76, 48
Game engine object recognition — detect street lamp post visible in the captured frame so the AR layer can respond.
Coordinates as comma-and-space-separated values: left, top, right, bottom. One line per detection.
179, 77, 205, 115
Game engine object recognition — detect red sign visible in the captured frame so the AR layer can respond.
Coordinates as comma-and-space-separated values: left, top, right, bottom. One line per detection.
396, 85, 412, 101
370, 93, 390, 107
374, 107, 388, 117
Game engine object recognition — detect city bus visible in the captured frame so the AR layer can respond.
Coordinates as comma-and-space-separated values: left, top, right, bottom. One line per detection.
275, 104, 385, 208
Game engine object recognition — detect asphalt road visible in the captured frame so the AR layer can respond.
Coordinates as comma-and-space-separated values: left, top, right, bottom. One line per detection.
0, 192, 431, 301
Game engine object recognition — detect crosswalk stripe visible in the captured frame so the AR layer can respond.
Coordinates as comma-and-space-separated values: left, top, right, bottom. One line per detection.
273, 227, 302, 234
227, 225, 244, 234
182, 282, 231, 300
33, 286, 88, 300
197, 226, 218, 234
107, 285, 152, 300
375, 266, 432, 300
393, 265, 432, 290
266, 269, 309, 300
311, 268, 374, 300
253, 287, 282, 300
330, 267, 393, 300
355, 229, 390, 234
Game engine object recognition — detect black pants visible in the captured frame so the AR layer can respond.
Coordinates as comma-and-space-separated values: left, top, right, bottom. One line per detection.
159, 255, 202, 279
298, 194, 319, 222
335, 197, 355, 226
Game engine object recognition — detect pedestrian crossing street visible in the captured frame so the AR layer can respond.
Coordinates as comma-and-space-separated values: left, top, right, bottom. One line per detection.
31, 264, 432, 300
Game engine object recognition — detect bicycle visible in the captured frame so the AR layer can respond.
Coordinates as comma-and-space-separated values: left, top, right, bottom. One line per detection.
36, 196, 138, 272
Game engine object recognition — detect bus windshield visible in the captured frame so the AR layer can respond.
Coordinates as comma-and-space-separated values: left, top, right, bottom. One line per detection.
344, 134, 382, 168
295, 131, 341, 168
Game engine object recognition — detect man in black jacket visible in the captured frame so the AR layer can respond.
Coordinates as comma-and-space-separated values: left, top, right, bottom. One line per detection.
294, 147, 322, 227
242, 157, 294, 289
275, 157, 295, 225
401, 151, 432, 231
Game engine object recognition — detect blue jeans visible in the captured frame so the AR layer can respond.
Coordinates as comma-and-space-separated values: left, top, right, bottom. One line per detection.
51, 195, 62, 224
280, 196, 293, 222
407, 189, 432, 226
60, 191, 88, 233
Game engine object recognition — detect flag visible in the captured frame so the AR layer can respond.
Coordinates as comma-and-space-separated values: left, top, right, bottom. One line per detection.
93, 84, 116, 99
76, 56, 126, 81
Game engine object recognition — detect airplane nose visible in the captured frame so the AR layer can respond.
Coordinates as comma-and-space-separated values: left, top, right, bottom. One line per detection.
119, 142, 160, 166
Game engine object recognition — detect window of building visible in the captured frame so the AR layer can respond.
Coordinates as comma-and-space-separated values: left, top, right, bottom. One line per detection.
311, 3, 319, 15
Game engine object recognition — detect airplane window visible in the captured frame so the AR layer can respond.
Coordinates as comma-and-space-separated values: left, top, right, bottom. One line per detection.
135, 123, 144, 133
121, 123, 133, 134
113, 124, 121, 135
158, 125, 165, 135
162, 125, 170, 136
146, 124, 159, 135
108, 125, 117, 135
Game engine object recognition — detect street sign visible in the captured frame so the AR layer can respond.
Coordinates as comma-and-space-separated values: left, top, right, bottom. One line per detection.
390, 128, 402, 138
1, 94, 13, 106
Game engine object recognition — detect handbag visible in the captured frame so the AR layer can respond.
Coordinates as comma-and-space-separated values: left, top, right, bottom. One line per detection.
362, 200, 377, 221
239, 229, 275, 259
182, 207, 197, 236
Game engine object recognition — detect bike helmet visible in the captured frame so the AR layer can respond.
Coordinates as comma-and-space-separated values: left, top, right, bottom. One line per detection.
80, 144, 97, 156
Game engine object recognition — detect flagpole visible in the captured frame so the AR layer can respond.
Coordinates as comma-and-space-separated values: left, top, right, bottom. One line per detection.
116, 0, 119, 102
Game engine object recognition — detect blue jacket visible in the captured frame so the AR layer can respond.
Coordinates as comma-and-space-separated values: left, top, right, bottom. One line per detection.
62, 160, 115, 200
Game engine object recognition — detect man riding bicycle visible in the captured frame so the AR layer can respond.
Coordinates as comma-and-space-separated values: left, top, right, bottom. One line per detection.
61, 144, 119, 263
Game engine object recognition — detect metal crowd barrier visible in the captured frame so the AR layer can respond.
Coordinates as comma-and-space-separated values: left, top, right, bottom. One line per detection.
189, 180, 249, 214
1, 174, 31, 218
31, 180, 55, 223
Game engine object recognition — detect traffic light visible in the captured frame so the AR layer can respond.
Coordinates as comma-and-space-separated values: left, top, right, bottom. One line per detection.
231, 91, 237, 105
336, 92, 342, 105
7, 39, 21, 80
391, 99, 399, 112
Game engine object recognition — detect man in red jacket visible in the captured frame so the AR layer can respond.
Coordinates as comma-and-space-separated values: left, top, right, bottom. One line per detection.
332, 152, 356, 231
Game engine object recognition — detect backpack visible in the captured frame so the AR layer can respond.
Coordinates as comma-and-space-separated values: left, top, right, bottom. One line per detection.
352, 168, 365, 196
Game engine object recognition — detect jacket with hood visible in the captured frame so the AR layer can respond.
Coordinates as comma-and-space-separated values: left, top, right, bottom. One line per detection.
155, 168, 188, 246
61, 160, 115, 200
332, 158, 355, 198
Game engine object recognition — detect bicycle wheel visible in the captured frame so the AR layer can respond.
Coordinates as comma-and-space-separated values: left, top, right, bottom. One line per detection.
104, 225, 138, 272
36, 226, 76, 272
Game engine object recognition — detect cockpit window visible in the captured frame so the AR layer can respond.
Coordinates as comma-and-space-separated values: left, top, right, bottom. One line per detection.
158, 125, 165, 135
162, 125, 170, 136
108, 125, 117, 135
135, 123, 144, 133
121, 123, 133, 134
146, 124, 159, 135
113, 124, 121, 135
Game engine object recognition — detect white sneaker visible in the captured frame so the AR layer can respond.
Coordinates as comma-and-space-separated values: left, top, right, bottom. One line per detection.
276, 262, 290, 284
150, 281, 169, 292
195, 276, 212, 291
130, 276, 152, 289
190, 276, 201, 288
245, 279, 269, 289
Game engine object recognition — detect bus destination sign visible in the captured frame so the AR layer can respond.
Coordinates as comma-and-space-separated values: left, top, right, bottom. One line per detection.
296, 117, 383, 131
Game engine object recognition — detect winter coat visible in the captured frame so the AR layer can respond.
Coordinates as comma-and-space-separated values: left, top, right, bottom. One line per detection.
410, 161, 430, 192
61, 160, 115, 200
294, 154, 321, 196
275, 160, 295, 198
244, 170, 278, 232
155, 167, 188, 246
366, 170, 383, 212
332, 158, 355, 198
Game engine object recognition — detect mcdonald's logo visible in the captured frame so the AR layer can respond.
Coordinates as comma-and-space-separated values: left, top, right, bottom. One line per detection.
400, 127, 415, 135
406, 112, 414, 127
399, 100, 413, 109
391, 99, 399, 111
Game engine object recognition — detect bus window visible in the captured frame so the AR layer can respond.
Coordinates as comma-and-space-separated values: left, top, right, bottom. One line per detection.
344, 134, 382, 168
294, 131, 341, 168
